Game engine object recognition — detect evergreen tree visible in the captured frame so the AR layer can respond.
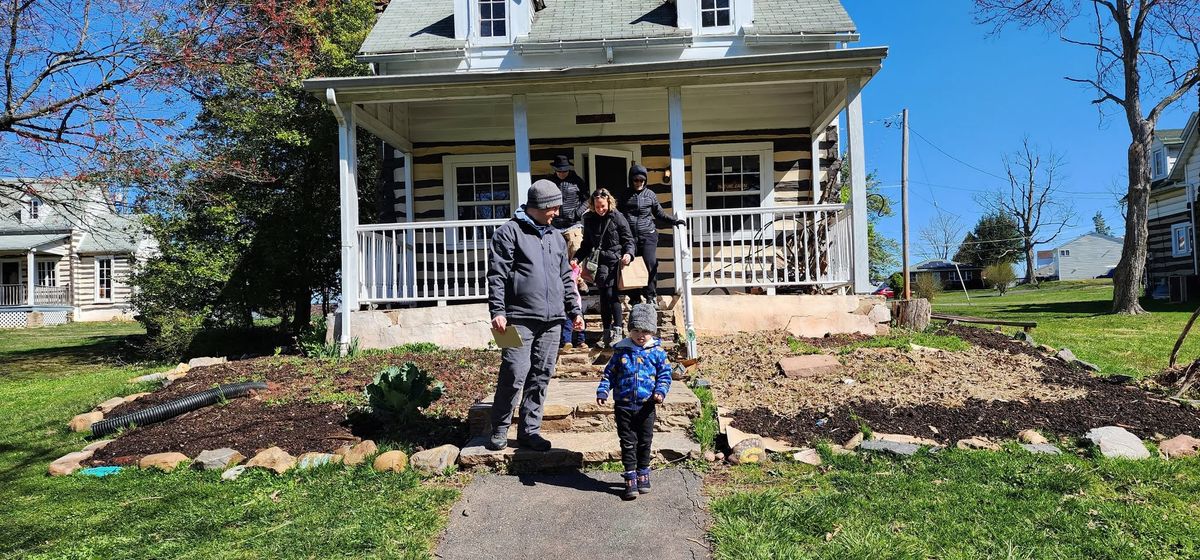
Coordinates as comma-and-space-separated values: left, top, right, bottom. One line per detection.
1093, 211, 1113, 236
954, 212, 1023, 267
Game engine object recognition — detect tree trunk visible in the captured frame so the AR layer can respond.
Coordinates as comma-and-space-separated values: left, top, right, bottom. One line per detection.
292, 291, 312, 334
892, 298, 931, 331
1112, 120, 1153, 315
1024, 240, 1036, 286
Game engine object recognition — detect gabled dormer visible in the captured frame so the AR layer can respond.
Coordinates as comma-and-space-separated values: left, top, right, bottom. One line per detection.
677, 0, 754, 35
452, 0, 535, 45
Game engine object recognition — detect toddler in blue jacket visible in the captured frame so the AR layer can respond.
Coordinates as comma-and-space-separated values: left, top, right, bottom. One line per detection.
596, 303, 672, 500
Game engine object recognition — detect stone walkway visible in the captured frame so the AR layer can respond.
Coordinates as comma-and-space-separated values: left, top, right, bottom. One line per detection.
435, 469, 710, 560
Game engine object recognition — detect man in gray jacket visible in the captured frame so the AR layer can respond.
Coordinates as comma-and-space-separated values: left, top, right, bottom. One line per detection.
485, 179, 585, 451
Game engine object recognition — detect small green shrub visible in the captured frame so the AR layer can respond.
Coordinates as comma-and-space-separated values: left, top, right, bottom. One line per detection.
364, 362, 445, 421
984, 263, 1017, 295
913, 273, 941, 301
888, 271, 906, 294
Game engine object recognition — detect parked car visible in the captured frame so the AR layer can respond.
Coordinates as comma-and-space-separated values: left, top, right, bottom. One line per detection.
872, 283, 895, 299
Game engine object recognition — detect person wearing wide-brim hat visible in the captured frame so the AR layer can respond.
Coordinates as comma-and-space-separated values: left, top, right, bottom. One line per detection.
546, 154, 590, 231
485, 180, 584, 452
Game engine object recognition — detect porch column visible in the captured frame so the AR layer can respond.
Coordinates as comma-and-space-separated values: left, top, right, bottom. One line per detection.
668, 86, 697, 358
811, 132, 822, 203
513, 94, 532, 206
26, 250, 35, 306
845, 78, 871, 293
331, 90, 359, 353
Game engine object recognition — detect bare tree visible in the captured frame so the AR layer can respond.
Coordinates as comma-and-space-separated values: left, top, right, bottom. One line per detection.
983, 139, 1076, 286
919, 209, 964, 260
975, 0, 1200, 313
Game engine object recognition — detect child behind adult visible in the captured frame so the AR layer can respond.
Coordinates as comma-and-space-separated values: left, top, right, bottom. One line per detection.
595, 303, 672, 500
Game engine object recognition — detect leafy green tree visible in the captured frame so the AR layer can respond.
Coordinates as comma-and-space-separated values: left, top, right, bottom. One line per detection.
841, 162, 900, 282
1093, 212, 1113, 236
954, 212, 1023, 267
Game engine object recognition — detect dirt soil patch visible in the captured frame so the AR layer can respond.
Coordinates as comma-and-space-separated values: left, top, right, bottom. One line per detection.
91, 350, 499, 464
704, 326, 1200, 445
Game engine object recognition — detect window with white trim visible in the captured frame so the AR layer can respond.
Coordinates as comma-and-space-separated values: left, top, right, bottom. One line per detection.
95, 257, 113, 301
1060, 249, 1070, 257
36, 261, 56, 287
1153, 148, 1167, 178
699, 0, 732, 29
28, 197, 40, 220
693, 143, 774, 238
477, 0, 507, 38
449, 160, 515, 221
1172, 222, 1193, 257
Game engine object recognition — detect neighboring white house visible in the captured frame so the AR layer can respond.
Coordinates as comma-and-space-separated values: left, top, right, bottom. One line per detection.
0, 181, 157, 328
1042, 233, 1124, 281
302, 0, 888, 355
1146, 112, 1198, 302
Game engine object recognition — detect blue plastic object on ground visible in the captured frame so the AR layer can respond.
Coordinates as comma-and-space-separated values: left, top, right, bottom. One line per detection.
80, 466, 122, 477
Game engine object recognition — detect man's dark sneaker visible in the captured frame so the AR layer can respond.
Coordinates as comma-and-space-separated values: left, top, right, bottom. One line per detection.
622, 471, 638, 500
484, 431, 508, 451
517, 433, 552, 452
636, 467, 652, 494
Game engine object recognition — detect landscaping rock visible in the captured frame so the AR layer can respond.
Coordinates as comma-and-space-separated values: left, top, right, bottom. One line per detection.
1084, 426, 1151, 459
793, 448, 823, 466
1019, 443, 1062, 455
843, 432, 864, 450
95, 397, 127, 414
762, 437, 800, 453
777, 354, 842, 379
867, 304, 891, 324
82, 439, 114, 453
411, 445, 460, 473
1159, 434, 1200, 459
124, 392, 151, 404
221, 465, 247, 481
193, 448, 245, 471
139, 452, 190, 472
956, 437, 1000, 451
187, 356, 227, 368
717, 415, 734, 435
1076, 360, 1100, 372
335, 440, 377, 465
49, 451, 93, 476
829, 445, 854, 456
542, 404, 573, 419
247, 447, 296, 474
872, 432, 940, 447
727, 445, 766, 465
68, 411, 103, 432
296, 452, 340, 469
1018, 429, 1049, 445
703, 451, 717, 462
859, 440, 921, 456
691, 378, 711, 389
1013, 331, 1034, 346
1055, 348, 1077, 363
373, 450, 409, 473
128, 372, 169, 384
724, 426, 756, 450
875, 324, 891, 336
1037, 344, 1055, 353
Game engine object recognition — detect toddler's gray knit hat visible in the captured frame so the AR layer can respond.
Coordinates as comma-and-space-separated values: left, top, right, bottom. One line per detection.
628, 303, 657, 333
528, 179, 563, 209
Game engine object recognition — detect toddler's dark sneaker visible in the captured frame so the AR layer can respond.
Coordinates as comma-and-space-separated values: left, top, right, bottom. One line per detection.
622, 471, 638, 500
636, 467, 652, 494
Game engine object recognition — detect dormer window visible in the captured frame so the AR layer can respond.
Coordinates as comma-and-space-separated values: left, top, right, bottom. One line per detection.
28, 197, 41, 220
478, 0, 507, 38
700, 0, 732, 29
1153, 148, 1167, 178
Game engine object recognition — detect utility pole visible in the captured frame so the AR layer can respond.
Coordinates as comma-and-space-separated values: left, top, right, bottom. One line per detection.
901, 108, 911, 300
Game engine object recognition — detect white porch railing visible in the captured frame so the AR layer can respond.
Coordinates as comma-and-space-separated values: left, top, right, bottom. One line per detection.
679, 204, 853, 289
0, 284, 24, 306
356, 219, 508, 303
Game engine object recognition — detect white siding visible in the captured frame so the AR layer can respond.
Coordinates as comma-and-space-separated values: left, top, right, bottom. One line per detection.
1055, 234, 1123, 280
76, 254, 134, 315
1187, 137, 1200, 189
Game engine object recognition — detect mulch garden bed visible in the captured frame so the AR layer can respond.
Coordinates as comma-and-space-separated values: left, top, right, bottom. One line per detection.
90, 350, 499, 465
706, 325, 1200, 445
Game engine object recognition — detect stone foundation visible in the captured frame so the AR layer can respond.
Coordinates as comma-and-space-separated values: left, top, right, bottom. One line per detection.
327, 303, 494, 350
674, 294, 891, 338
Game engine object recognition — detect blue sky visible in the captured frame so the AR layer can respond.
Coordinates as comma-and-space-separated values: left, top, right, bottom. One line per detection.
841, 1, 1196, 264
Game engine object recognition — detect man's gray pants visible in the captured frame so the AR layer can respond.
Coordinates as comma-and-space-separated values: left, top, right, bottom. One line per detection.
491, 319, 562, 439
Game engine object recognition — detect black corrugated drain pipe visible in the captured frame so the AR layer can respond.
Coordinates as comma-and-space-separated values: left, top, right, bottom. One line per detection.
91, 382, 268, 438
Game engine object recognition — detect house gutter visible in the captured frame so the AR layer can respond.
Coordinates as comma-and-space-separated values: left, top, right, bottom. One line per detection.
741, 31, 861, 45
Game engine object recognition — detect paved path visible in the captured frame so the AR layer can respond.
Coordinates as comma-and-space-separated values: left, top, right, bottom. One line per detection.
436, 469, 710, 560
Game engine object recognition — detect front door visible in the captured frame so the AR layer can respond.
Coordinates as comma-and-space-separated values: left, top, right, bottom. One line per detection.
585, 147, 634, 198
1, 261, 20, 306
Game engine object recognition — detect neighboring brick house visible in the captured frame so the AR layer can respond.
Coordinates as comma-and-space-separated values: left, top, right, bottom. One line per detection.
1146, 112, 1198, 302
0, 181, 157, 328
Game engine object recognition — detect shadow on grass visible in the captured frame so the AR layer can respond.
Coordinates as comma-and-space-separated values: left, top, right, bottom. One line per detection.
0, 334, 135, 380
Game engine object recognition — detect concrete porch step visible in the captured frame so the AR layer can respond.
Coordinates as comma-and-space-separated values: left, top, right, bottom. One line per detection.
458, 430, 701, 472
468, 379, 701, 438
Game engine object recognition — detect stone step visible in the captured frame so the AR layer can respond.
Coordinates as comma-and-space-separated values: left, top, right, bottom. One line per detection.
458, 430, 701, 472
468, 379, 701, 438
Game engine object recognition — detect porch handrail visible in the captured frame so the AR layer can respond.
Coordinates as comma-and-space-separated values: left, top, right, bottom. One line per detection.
683, 204, 852, 289
356, 218, 508, 232
357, 219, 508, 304
0, 284, 25, 306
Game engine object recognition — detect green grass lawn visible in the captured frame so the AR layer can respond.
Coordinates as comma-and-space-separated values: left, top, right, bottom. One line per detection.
710, 449, 1200, 560
931, 279, 1200, 377
0, 322, 456, 559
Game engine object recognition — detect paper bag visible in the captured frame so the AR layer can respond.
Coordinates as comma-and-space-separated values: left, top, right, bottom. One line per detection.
491, 326, 523, 349
563, 227, 584, 260
618, 258, 649, 290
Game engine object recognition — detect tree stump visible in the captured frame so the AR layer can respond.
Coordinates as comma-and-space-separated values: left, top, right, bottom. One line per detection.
892, 298, 931, 332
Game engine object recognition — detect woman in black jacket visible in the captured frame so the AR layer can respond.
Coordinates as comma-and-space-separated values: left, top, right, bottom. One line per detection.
574, 188, 635, 347
618, 162, 684, 306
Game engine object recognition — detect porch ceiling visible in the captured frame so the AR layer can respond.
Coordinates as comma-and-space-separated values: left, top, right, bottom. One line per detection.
304, 47, 886, 104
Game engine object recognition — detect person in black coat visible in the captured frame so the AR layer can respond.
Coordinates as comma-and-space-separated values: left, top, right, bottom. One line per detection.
618, 162, 684, 306
573, 188, 635, 347
547, 155, 590, 231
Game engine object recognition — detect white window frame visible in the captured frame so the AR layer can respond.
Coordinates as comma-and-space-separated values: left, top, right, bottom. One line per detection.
1172, 222, 1193, 258
36, 261, 56, 287
1060, 249, 1070, 257
473, 0, 511, 44
28, 197, 40, 220
1153, 148, 1167, 178
443, 153, 518, 249
692, 142, 775, 241
95, 256, 114, 302
697, 0, 735, 34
